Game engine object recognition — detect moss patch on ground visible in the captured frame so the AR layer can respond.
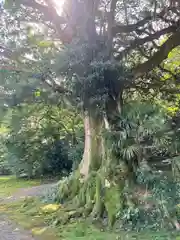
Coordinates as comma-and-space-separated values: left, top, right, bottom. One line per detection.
0, 199, 59, 240
0, 176, 41, 198
0, 198, 179, 240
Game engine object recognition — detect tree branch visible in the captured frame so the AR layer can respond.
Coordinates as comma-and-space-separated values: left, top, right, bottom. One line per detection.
42, 74, 72, 95
134, 31, 180, 77
0, 65, 71, 95
115, 25, 178, 59
113, 6, 179, 35
113, 16, 152, 34
107, 0, 118, 57
132, 25, 177, 46
21, 0, 65, 23
21, 0, 66, 36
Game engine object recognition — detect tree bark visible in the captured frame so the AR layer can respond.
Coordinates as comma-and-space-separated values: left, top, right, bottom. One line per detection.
79, 93, 121, 178
79, 111, 104, 177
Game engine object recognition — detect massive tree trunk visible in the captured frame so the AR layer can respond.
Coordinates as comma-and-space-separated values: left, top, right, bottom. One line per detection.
79, 111, 104, 177
80, 92, 121, 178
57, 101, 126, 226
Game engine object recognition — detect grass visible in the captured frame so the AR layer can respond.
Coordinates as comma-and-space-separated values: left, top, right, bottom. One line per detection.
0, 198, 179, 240
0, 176, 179, 239
0, 175, 40, 198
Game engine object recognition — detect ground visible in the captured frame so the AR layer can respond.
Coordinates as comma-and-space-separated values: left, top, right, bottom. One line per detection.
0, 215, 35, 240
0, 176, 40, 199
0, 176, 179, 240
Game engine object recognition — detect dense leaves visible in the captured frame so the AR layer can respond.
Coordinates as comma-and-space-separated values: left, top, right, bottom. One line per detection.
1, 104, 83, 178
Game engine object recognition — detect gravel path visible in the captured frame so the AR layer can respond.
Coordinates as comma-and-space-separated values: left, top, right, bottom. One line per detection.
0, 183, 55, 203
0, 183, 56, 239
0, 216, 35, 240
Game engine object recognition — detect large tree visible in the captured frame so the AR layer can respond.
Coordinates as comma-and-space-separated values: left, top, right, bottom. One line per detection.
0, 0, 180, 225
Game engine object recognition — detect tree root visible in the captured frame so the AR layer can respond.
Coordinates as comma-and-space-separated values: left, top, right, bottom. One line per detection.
56, 170, 124, 227
54, 167, 180, 230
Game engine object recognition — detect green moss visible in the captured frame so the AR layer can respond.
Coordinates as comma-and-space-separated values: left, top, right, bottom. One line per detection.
91, 174, 104, 218
78, 181, 88, 207
56, 169, 125, 228
104, 184, 123, 227
0, 199, 59, 240
0, 198, 176, 240
57, 172, 81, 203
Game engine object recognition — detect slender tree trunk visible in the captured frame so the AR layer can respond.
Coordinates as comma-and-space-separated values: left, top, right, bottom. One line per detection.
27, 163, 33, 179
79, 111, 104, 177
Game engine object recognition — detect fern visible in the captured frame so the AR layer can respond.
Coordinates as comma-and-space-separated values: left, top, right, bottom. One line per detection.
122, 144, 140, 161
108, 101, 173, 174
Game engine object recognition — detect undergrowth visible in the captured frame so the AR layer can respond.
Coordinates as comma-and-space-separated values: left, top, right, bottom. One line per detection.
0, 197, 178, 240
42, 168, 180, 232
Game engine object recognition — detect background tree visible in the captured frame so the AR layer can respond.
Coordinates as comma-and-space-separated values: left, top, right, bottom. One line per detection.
0, 103, 83, 178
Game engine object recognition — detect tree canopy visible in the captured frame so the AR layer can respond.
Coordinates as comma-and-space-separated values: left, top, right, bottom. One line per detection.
0, 0, 179, 106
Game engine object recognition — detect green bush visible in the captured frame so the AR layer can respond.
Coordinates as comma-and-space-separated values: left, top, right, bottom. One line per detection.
3, 104, 83, 178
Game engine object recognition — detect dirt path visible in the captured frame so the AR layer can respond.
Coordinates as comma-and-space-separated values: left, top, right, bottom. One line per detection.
1, 183, 55, 203
0, 183, 56, 239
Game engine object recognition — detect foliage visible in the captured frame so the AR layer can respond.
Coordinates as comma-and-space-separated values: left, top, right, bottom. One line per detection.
0, 134, 11, 175
38, 100, 180, 231
106, 101, 173, 175
116, 171, 180, 231
0, 197, 178, 239
101, 101, 180, 229
0, 0, 179, 114
2, 104, 83, 178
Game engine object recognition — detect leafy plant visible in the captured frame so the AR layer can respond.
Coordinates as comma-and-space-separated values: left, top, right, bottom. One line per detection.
107, 101, 172, 175
3, 104, 83, 178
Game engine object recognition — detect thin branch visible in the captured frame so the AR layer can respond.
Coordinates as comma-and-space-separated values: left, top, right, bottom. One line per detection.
113, 16, 152, 34
107, 0, 118, 57
123, 0, 129, 25
0, 65, 71, 95
153, 0, 157, 19
113, 6, 179, 35
43, 75, 72, 95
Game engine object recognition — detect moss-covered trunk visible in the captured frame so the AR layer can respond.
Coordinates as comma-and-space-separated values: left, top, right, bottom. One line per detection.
57, 109, 126, 227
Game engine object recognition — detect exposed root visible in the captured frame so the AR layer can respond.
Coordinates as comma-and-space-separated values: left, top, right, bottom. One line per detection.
56, 170, 124, 227
54, 164, 180, 230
